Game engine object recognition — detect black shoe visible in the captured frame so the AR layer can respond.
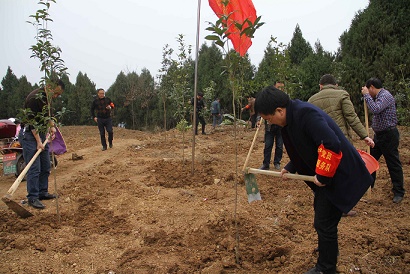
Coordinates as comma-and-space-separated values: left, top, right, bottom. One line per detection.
304, 267, 323, 274
202, 132, 206, 135
28, 198, 45, 209
393, 195, 403, 203
109, 143, 113, 148
39, 193, 57, 200
102, 147, 107, 151
259, 164, 269, 170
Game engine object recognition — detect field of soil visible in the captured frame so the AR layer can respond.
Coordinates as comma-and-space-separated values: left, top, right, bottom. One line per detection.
0, 124, 409, 273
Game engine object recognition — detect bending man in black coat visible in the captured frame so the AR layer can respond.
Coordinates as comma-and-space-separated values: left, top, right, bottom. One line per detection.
254, 86, 373, 274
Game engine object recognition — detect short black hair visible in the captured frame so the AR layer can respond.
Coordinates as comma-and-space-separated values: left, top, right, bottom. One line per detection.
319, 74, 337, 85
198, 92, 204, 97
254, 86, 290, 115
365, 78, 383, 89
97, 88, 105, 93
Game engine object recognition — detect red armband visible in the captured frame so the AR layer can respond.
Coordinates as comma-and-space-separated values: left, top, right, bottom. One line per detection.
244, 105, 250, 110
110, 102, 115, 108
315, 144, 342, 177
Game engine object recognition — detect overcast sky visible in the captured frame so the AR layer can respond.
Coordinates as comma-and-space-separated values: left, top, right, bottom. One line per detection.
0, 0, 369, 89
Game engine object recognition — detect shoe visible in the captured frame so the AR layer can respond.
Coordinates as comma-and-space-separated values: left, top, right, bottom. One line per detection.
202, 132, 206, 135
342, 210, 357, 217
393, 195, 403, 203
304, 267, 323, 274
274, 163, 281, 170
39, 193, 56, 200
102, 147, 107, 151
109, 143, 113, 148
259, 164, 269, 170
28, 198, 45, 209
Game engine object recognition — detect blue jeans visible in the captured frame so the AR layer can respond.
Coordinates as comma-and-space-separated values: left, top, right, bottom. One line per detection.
19, 130, 51, 199
212, 114, 221, 127
314, 187, 343, 274
97, 117, 113, 148
263, 125, 283, 166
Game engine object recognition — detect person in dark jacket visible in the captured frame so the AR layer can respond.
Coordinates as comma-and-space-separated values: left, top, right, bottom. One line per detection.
191, 92, 206, 135
255, 86, 373, 274
19, 79, 65, 209
91, 88, 115, 151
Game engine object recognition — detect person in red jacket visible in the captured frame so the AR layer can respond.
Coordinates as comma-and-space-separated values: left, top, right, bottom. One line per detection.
91, 88, 115, 151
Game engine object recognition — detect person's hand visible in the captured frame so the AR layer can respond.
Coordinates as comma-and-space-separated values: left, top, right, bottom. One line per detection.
280, 168, 289, 179
313, 175, 326, 187
36, 140, 45, 150
361, 86, 369, 95
364, 137, 375, 148
94, 117, 98, 123
48, 127, 56, 140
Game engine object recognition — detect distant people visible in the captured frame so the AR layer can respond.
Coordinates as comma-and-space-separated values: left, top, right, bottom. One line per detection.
191, 92, 206, 135
91, 88, 115, 151
255, 86, 373, 274
260, 81, 285, 170
242, 96, 256, 128
19, 79, 65, 209
211, 97, 221, 129
362, 77, 405, 203
308, 74, 375, 217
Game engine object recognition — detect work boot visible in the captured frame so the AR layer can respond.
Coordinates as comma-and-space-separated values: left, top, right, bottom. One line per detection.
259, 164, 269, 170
28, 198, 45, 209
109, 143, 113, 148
393, 195, 403, 203
274, 163, 281, 170
304, 267, 323, 274
102, 147, 107, 151
39, 193, 57, 200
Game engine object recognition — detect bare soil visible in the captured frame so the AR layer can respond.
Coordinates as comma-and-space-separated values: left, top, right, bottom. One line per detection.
0, 125, 409, 274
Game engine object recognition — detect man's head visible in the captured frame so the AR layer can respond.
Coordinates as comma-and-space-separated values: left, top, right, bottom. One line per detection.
274, 81, 285, 91
365, 78, 383, 97
254, 86, 290, 127
197, 92, 204, 99
319, 74, 337, 90
48, 79, 65, 98
97, 88, 105, 99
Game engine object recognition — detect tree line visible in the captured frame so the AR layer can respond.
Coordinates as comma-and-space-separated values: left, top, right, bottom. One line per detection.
1, 0, 408, 130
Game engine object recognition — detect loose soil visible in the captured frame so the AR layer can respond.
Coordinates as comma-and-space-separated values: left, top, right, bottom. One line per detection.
0, 125, 409, 274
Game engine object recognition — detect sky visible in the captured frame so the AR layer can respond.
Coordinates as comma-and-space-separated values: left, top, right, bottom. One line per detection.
0, 0, 369, 90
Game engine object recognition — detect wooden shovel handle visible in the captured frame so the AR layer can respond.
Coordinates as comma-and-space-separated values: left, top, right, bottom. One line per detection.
242, 118, 263, 172
247, 168, 315, 182
6, 139, 48, 196
364, 99, 370, 153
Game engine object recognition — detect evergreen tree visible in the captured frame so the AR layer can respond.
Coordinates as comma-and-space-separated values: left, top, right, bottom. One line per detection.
288, 24, 313, 65
0, 67, 19, 118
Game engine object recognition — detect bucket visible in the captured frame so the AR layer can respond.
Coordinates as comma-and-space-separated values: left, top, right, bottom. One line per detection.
357, 149, 379, 174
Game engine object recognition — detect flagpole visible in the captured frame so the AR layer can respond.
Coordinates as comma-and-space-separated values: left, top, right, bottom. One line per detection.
192, 0, 202, 175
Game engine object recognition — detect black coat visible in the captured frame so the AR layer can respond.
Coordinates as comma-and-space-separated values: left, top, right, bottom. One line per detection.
282, 100, 373, 213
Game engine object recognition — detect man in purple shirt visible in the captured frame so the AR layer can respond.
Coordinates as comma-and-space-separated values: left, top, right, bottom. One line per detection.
362, 78, 404, 203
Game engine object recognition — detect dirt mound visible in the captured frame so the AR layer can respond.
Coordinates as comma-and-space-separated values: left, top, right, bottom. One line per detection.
0, 125, 409, 273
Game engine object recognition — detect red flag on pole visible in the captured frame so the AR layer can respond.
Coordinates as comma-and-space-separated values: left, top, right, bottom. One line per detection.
209, 0, 257, 56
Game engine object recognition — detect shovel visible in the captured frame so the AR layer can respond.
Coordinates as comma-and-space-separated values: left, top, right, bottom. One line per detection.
2, 139, 48, 218
242, 119, 264, 203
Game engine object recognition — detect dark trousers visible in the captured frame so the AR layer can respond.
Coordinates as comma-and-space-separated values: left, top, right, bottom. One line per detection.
19, 131, 51, 199
314, 188, 343, 274
250, 113, 257, 128
263, 126, 283, 166
97, 117, 113, 148
371, 127, 404, 197
195, 113, 206, 134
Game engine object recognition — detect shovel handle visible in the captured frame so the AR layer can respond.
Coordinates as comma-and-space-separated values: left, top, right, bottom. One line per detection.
247, 168, 315, 182
242, 118, 263, 172
6, 139, 48, 196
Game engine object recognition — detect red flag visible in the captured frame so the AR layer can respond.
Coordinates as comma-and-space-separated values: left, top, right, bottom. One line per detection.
209, 0, 257, 56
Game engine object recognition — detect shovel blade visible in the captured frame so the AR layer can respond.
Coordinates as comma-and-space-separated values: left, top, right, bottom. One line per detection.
2, 196, 34, 218
245, 173, 262, 203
